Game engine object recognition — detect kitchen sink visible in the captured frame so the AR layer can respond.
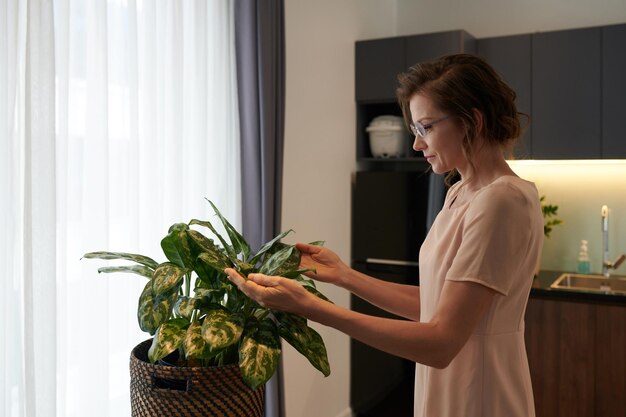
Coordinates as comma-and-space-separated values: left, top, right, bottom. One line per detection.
550, 273, 626, 295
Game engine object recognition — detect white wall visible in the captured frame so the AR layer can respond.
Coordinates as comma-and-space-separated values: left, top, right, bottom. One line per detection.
283, 1, 626, 416
396, 0, 626, 38
282, 1, 396, 417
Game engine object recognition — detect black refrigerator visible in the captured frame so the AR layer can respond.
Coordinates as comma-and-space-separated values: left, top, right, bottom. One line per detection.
350, 170, 446, 417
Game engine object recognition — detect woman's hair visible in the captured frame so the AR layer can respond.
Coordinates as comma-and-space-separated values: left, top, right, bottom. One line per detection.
396, 54, 527, 182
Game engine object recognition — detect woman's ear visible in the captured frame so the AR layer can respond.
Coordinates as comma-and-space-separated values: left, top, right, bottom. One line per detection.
472, 108, 484, 135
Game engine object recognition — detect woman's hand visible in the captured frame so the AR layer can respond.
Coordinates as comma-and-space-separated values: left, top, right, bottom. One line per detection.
224, 268, 316, 316
296, 243, 349, 286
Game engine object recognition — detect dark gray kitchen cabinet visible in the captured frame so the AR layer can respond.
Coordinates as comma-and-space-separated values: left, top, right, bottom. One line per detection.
355, 37, 406, 102
531, 28, 602, 159
405, 30, 476, 68
602, 24, 626, 158
477, 34, 532, 159
355, 31, 474, 165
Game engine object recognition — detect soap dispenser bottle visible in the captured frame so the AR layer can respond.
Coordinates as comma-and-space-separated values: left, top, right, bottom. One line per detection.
577, 239, 591, 274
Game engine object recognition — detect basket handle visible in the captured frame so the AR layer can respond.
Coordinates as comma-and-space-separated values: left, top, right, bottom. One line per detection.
149, 374, 192, 392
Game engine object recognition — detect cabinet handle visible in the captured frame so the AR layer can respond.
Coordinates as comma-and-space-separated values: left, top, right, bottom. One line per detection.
365, 258, 419, 267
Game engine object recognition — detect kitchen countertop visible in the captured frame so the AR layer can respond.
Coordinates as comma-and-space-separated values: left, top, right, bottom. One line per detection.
531, 270, 626, 304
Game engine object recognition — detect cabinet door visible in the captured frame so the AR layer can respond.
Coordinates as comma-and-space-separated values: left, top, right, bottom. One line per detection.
405, 30, 475, 68
355, 37, 406, 102
602, 24, 626, 158
531, 28, 602, 159
477, 34, 532, 159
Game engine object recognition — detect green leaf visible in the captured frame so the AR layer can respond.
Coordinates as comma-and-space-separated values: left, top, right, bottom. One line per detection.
137, 281, 173, 335
239, 318, 281, 390
148, 318, 189, 363
206, 199, 251, 262
82, 251, 159, 269
249, 230, 294, 265
308, 241, 325, 246
160, 223, 195, 269
152, 262, 187, 296
184, 321, 213, 359
277, 313, 330, 377
201, 309, 244, 350
96, 265, 153, 278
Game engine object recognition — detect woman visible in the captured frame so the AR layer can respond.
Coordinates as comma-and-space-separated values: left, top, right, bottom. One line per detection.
225, 54, 543, 417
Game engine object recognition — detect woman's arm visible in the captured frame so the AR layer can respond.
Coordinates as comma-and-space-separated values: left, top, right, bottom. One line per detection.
338, 267, 421, 321
296, 243, 420, 321
225, 269, 496, 368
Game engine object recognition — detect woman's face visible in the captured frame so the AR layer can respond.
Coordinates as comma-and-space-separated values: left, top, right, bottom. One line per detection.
409, 93, 467, 175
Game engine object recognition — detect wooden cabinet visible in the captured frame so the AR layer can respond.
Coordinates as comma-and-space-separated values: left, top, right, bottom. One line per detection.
602, 24, 626, 158
531, 28, 602, 159
525, 297, 626, 417
477, 34, 532, 159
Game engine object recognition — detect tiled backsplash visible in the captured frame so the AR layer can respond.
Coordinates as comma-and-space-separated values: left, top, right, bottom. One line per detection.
509, 160, 626, 274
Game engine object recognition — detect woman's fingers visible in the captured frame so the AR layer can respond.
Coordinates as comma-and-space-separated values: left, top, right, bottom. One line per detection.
248, 273, 280, 287
224, 268, 283, 307
224, 268, 312, 314
295, 242, 321, 255
224, 268, 246, 286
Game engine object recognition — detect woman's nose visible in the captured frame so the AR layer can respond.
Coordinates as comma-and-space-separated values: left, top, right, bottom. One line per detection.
412, 135, 426, 152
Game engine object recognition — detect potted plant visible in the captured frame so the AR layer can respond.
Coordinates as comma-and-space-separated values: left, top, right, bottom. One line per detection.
535, 195, 563, 276
83, 200, 331, 417
540, 195, 563, 238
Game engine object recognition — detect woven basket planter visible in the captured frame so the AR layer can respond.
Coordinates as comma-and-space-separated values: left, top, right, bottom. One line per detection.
130, 339, 265, 417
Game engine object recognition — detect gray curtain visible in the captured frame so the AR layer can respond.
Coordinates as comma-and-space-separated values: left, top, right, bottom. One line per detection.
234, 1, 285, 416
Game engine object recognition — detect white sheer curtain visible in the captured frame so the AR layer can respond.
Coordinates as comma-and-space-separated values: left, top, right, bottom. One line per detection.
2, 0, 241, 416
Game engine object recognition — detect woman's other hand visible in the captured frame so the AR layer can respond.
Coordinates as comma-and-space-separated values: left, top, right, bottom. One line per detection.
296, 243, 349, 286
224, 268, 316, 315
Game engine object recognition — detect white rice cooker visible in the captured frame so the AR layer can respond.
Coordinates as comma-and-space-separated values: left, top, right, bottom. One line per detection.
365, 115, 410, 158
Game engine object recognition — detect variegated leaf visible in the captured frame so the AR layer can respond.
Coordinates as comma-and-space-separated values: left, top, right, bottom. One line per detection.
294, 275, 333, 303
82, 251, 159, 269
189, 219, 235, 260
201, 309, 244, 350
184, 321, 213, 359
239, 318, 281, 390
147, 318, 188, 363
137, 281, 171, 335
281, 268, 316, 279
277, 313, 330, 377
152, 262, 187, 295
97, 265, 154, 278
174, 296, 196, 318
206, 199, 251, 262
234, 259, 256, 276
249, 229, 294, 265
160, 223, 194, 268
197, 251, 231, 274
259, 245, 295, 276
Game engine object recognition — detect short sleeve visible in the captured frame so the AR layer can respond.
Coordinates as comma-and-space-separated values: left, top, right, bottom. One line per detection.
445, 183, 534, 295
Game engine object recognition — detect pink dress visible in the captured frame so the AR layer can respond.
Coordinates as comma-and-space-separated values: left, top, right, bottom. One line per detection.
414, 175, 543, 417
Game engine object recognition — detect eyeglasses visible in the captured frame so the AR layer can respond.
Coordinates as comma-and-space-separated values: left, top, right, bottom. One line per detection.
409, 115, 451, 137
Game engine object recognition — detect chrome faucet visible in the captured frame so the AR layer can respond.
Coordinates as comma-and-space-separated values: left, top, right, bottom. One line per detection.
601, 205, 626, 277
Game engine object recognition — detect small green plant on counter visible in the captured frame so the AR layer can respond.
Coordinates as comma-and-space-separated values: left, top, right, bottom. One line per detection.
540, 195, 563, 238
83, 199, 331, 389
